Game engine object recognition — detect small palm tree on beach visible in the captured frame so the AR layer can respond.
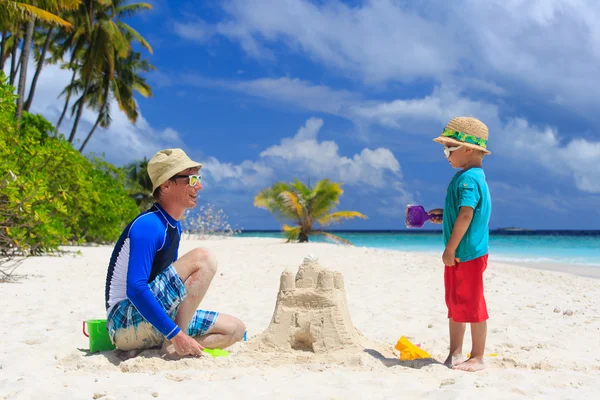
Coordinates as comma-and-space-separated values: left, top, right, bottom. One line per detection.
254, 178, 367, 244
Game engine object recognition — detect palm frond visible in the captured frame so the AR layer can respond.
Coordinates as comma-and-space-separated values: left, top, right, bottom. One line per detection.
116, 2, 152, 18
117, 21, 152, 53
318, 211, 367, 226
282, 224, 301, 242
278, 191, 304, 220
311, 231, 353, 245
18, 4, 73, 28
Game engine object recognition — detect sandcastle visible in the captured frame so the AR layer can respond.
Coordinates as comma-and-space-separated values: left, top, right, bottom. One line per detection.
249, 255, 367, 354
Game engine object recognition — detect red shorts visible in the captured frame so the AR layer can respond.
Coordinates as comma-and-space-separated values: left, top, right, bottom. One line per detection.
444, 254, 489, 323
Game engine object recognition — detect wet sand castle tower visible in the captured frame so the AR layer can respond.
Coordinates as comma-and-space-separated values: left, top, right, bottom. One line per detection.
250, 256, 366, 354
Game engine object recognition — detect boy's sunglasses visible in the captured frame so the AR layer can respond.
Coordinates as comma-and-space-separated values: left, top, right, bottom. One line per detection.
172, 174, 202, 186
444, 145, 463, 158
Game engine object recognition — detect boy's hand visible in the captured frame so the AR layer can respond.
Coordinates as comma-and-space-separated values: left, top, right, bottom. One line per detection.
442, 248, 457, 266
428, 208, 443, 224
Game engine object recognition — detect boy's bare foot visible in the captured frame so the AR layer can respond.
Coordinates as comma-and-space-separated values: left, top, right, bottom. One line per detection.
452, 357, 485, 372
443, 354, 466, 368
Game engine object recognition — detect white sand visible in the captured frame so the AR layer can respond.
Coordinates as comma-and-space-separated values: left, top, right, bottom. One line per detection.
1, 237, 599, 399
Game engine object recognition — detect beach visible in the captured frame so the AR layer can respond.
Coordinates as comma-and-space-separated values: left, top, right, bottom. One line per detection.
1, 237, 599, 399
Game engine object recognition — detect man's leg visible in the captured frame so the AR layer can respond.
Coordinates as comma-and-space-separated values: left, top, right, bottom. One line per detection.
193, 313, 246, 349
172, 247, 218, 333
161, 248, 217, 357
444, 318, 466, 367
453, 321, 486, 371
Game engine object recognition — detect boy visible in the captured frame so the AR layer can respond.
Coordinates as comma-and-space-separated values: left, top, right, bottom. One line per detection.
428, 117, 492, 372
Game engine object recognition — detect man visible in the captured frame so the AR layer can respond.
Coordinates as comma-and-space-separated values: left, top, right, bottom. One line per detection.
104, 148, 245, 358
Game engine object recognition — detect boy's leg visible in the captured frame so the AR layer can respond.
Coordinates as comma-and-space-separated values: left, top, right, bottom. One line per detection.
452, 255, 488, 372
444, 318, 466, 367
453, 321, 486, 371
444, 265, 467, 367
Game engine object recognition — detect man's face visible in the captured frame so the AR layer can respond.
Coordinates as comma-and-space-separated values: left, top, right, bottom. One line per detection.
166, 167, 203, 209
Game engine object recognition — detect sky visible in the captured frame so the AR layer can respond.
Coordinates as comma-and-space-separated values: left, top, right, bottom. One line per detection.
9, 0, 600, 230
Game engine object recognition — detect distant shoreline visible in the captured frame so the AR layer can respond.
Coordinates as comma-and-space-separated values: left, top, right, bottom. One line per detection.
237, 229, 600, 236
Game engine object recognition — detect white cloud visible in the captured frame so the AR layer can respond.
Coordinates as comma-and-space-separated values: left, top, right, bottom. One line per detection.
503, 118, 600, 193
180, 0, 600, 114
197, 117, 409, 217
489, 181, 569, 212
349, 86, 501, 131
173, 19, 214, 44
201, 157, 274, 190
5, 52, 184, 166
202, 0, 460, 84
184, 72, 600, 194
260, 117, 401, 188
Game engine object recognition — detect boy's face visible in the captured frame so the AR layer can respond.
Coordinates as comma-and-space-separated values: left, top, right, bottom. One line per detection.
444, 144, 474, 169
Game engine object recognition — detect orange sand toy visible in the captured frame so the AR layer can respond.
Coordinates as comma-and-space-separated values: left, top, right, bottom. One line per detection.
394, 336, 432, 360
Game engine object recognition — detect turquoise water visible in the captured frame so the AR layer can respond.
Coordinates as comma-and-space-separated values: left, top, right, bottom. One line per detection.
237, 231, 600, 267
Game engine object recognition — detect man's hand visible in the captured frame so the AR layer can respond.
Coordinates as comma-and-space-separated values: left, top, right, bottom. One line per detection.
428, 208, 443, 224
442, 247, 457, 266
170, 331, 204, 356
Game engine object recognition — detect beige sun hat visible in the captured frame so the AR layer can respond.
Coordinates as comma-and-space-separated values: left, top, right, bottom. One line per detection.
433, 116, 491, 155
147, 148, 202, 191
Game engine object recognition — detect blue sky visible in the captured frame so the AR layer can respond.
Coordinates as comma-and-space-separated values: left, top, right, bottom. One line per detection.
18, 0, 600, 230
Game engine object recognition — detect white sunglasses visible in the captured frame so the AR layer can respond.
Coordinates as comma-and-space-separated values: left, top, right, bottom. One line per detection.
444, 145, 463, 158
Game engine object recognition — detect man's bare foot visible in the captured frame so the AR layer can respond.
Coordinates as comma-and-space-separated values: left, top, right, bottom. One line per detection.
116, 349, 143, 361
443, 354, 466, 368
452, 357, 485, 372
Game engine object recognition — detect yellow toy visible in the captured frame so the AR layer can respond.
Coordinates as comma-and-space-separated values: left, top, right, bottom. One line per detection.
466, 352, 498, 358
394, 336, 432, 360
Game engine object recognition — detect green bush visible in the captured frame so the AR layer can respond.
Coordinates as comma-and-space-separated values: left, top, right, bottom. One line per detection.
0, 72, 139, 261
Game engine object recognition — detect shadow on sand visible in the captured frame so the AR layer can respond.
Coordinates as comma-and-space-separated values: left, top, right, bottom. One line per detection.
363, 348, 443, 369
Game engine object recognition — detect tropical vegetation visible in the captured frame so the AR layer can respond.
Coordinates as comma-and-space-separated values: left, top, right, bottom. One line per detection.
254, 178, 367, 244
0, 0, 154, 149
0, 73, 139, 279
0, 1, 155, 278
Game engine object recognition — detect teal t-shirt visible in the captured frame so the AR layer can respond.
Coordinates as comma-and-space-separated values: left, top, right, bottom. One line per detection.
443, 167, 491, 262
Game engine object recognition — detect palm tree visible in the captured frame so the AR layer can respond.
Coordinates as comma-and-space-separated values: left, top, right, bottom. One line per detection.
79, 48, 154, 152
0, 0, 81, 123
122, 157, 153, 210
254, 178, 367, 244
67, 0, 152, 144
23, 23, 55, 111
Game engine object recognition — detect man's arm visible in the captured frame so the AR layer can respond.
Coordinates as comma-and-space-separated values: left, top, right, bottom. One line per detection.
126, 218, 181, 340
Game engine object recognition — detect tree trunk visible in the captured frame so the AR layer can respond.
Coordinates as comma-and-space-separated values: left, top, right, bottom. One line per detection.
68, 82, 90, 143
24, 27, 54, 112
9, 37, 18, 86
0, 31, 6, 71
298, 232, 309, 243
56, 68, 77, 132
15, 18, 35, 124
79, 108, 103, 152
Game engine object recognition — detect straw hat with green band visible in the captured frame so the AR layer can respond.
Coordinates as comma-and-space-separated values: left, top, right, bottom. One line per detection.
433, 116, 491, 155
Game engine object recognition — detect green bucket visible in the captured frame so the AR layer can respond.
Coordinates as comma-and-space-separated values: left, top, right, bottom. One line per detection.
83, 319, 116, 353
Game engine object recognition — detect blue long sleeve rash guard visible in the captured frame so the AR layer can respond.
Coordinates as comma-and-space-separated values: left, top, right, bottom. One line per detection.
105, 203, 182, 339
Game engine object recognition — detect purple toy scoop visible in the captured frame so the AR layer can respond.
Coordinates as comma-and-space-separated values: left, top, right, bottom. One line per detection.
405, 205, 442, 228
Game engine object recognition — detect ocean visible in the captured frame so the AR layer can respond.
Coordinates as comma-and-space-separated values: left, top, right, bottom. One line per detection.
236, 230, 600, 267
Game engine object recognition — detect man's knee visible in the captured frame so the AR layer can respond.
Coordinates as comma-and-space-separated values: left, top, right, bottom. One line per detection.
233, 319, 246, 343
190, 247, 218, 277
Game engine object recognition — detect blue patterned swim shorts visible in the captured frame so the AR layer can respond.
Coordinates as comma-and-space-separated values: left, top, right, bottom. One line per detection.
107, 265, 219, 351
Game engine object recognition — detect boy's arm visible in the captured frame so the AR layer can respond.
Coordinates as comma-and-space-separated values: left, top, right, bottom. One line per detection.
443, 206, 474, 265
443, 175, 480, 266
